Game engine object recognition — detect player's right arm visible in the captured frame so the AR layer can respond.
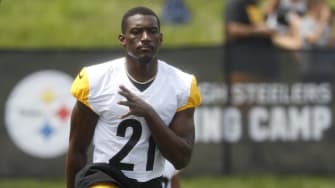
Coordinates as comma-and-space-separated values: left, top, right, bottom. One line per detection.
66, 101, 98, 188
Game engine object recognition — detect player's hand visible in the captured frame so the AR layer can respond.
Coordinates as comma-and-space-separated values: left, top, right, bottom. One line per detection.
118, 85, 153, 119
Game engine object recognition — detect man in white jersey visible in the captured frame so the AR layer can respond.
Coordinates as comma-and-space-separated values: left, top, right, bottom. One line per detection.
66, 6, 201, 188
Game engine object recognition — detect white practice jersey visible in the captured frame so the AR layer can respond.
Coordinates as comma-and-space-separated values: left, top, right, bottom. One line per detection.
162, 160, 179, 188
71, 57, 201, 182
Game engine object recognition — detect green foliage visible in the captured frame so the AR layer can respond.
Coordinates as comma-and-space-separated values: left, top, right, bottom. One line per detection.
1, 0, 335, 48
0, 0, 224, 48
326, 0, 335, 8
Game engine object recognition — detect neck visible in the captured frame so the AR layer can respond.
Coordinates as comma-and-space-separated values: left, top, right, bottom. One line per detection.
125, 56, 158, 82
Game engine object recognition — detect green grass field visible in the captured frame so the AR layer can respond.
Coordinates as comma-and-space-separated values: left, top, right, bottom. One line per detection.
1, 176, 335, 188
2, 0, 335, 48
0, 0, 224, 48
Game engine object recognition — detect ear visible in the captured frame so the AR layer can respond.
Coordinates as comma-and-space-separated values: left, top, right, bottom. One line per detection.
118, 34, 126, 47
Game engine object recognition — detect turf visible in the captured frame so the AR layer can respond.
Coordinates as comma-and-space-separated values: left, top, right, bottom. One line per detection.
1, 176, 335, 188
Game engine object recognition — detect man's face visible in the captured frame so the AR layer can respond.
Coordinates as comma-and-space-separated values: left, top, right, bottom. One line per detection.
119, 14, 162, 64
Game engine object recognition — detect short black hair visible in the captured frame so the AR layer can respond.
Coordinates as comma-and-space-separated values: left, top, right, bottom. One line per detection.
121, 6, 160, 33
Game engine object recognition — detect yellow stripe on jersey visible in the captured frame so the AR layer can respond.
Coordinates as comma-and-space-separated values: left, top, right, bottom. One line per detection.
246, 5, 264, 25
177, 76, 202, 112
71, 68, 91, 108
90, 183, 119, 188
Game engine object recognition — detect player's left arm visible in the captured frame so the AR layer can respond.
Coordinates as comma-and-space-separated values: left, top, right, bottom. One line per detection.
158, 108, 195, 170
118, 82, 200, 169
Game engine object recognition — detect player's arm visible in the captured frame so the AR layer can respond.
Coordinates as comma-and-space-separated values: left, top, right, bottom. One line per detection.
118, 85, 196, 169
66, 101, 98, 188
271, 14, 303, 50
146, 107, 195, 170
226, 23, 274, 39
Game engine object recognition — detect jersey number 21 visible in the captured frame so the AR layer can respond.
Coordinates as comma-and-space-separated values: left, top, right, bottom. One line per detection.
109, 119, 156, 171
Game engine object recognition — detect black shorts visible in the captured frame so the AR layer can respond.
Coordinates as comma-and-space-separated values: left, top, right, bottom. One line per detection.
75, 163, 163, 188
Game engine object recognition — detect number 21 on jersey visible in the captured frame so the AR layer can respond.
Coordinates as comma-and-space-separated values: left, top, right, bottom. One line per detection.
109, 119, 156, 171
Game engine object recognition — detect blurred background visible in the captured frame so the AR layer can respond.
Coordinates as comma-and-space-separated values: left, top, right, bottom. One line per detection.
1, 0, 335, 187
